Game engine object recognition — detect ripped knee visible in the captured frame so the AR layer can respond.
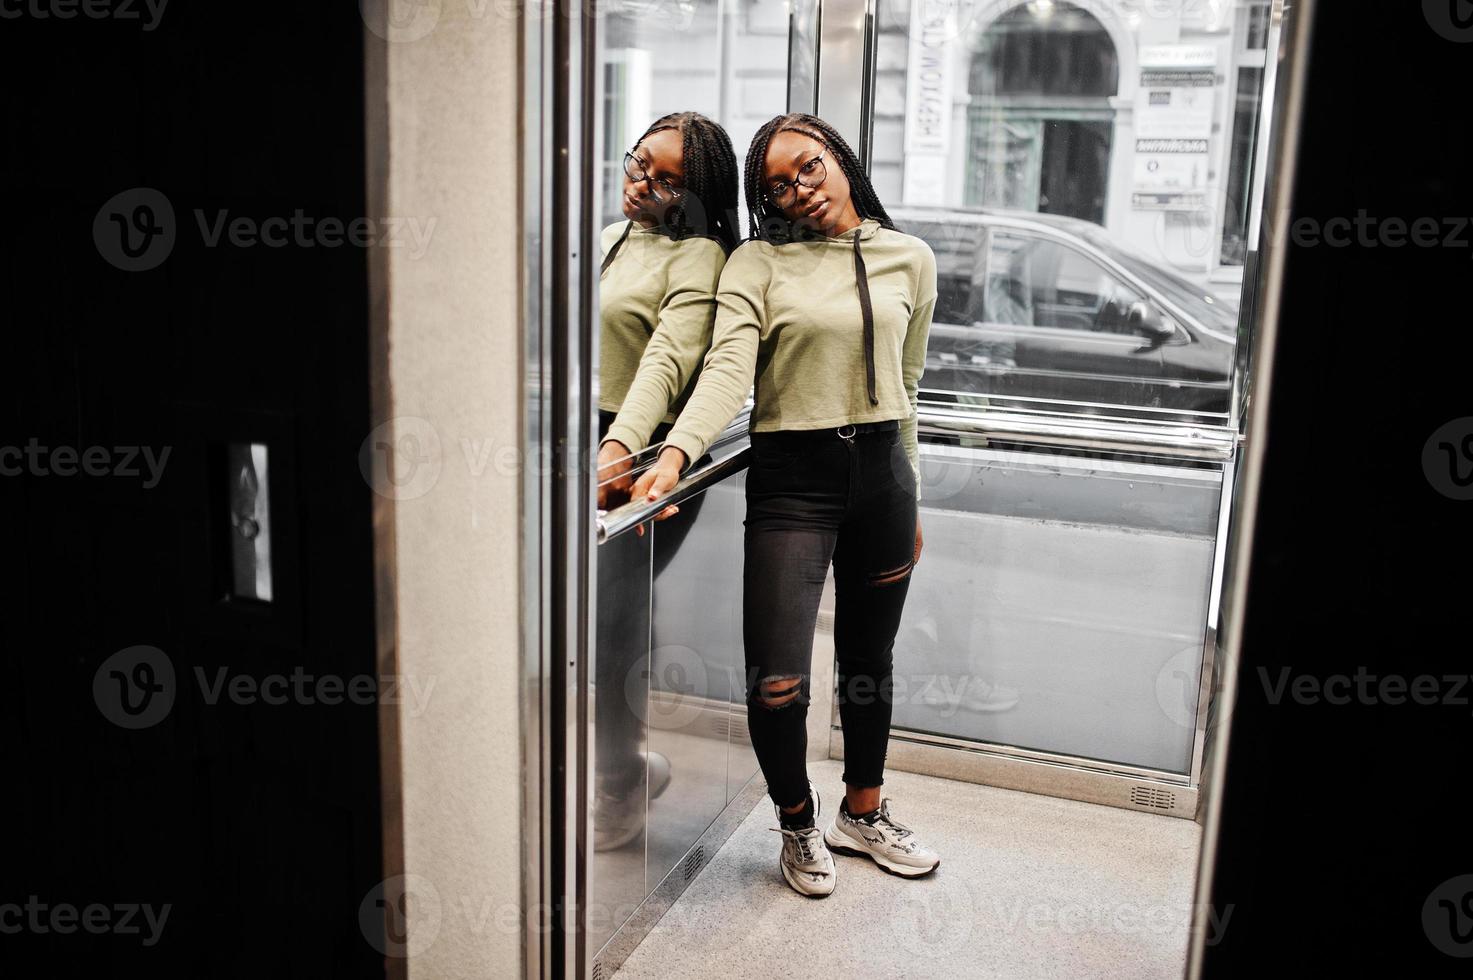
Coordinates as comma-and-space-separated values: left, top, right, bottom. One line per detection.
869, 559, 913, 586
754, 674, 805, 710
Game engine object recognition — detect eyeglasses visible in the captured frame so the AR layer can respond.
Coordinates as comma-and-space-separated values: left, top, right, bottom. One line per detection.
623, 150, 685, 204
767, 148, 828, 209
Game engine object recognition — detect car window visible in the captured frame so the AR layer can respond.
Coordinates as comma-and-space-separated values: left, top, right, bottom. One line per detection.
986, 233, 1144, 334
903, 220, 987, 325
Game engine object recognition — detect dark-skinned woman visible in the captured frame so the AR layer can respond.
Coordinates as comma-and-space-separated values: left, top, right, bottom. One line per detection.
591, 111, 740, 852
629, 112, 940, 896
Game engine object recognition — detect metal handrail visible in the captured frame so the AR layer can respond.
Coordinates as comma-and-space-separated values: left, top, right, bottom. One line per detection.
596, 406, 753, 544
596, 400, 1239, 542
597, 445, 751, 543
917, 404, 1240, 461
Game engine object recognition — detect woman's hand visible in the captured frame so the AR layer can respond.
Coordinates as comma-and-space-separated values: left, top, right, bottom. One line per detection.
627, 446, 689, 537
913, 515, 924, 566
596, 439, 636, 511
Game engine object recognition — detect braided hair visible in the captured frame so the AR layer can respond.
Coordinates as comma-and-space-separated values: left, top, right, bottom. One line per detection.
629, 111, 741, 255
742, 113, 895, 244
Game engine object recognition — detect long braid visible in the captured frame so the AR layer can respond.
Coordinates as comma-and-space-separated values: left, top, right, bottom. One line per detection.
743, 112, 895, 244
628, 111, 741, 255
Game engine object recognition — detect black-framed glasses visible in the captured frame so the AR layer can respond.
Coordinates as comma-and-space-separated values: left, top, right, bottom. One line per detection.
623, 150, 685, 204
767, 148, 828, 208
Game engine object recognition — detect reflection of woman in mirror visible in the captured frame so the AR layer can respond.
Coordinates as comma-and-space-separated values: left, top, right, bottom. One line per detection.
591, 111, 739, 853
595, 111, 740, 514
629, 113, 940, 895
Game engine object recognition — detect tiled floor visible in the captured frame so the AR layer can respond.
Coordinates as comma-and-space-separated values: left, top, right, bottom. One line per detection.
614, 759, 1201, 980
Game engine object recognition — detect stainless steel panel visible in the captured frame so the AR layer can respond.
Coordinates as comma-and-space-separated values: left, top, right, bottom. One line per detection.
814, 0, 870, 149
589, 527, 652, 959
645, 482, 742, 893
864, 443, 1223, 775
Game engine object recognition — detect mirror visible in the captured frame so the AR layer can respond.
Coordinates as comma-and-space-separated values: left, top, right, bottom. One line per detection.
582, 0, 1292, 974
1129, 298, 1176, 348
588, 0, 791, 962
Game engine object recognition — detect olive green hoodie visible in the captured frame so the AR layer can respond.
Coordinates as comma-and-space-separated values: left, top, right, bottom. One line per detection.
597, 220, 727, 438
644, 217, 937, 499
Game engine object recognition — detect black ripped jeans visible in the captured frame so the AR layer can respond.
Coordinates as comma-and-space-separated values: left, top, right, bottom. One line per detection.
742, 418, 917, 809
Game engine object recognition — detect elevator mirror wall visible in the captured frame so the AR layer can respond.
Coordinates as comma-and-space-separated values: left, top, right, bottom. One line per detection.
587, 0, 1283, 972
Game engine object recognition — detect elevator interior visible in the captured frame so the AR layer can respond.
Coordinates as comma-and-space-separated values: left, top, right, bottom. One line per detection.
579, 1, 1290, 975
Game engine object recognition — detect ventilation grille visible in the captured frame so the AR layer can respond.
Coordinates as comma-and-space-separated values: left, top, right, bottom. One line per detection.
682, 845, 705, 882
592, 960, 605, 980
1129, 785, 1177, 811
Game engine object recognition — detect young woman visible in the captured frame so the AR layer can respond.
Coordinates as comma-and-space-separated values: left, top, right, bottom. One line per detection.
596, 110, 740, 515
629, 112, 940, 896
591, 111, 739, 852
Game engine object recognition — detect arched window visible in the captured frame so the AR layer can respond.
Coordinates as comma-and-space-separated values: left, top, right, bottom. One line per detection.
970, 1, 1119, 98
966, 1, 1119, 224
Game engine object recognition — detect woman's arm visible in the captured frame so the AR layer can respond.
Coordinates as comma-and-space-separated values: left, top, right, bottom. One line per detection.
900, 241, 938, 501
600, 239, 727, 454
658, 244, 768, 473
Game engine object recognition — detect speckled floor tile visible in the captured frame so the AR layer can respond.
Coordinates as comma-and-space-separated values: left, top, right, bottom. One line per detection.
612, 759, 1201, 980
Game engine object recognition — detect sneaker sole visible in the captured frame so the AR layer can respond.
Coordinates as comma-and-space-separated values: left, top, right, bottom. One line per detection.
823, 826, 940, 878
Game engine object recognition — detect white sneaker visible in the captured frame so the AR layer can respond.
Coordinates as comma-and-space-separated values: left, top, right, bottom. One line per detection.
769, 788, 836, 898
593, 783, 644, 852
824, 797, 940, 878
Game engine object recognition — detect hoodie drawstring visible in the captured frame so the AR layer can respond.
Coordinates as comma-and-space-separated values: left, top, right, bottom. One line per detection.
852, 231, 879, 407
600, 219, 633, 276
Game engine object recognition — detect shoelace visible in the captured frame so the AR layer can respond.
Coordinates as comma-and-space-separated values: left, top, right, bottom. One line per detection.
870, 798, 914, 839
770, 825, 822, 865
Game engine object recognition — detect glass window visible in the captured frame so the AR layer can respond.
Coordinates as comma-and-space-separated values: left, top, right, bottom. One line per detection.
987, 233, 1145, 334
873, 0, 1279, 418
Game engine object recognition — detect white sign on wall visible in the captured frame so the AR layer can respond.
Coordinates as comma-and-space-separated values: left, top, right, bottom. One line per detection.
902, 0, 957, 205
1131, 44, 1217, 211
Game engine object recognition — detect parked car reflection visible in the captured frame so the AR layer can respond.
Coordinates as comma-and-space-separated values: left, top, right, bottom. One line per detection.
893, 206, 1239, 415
